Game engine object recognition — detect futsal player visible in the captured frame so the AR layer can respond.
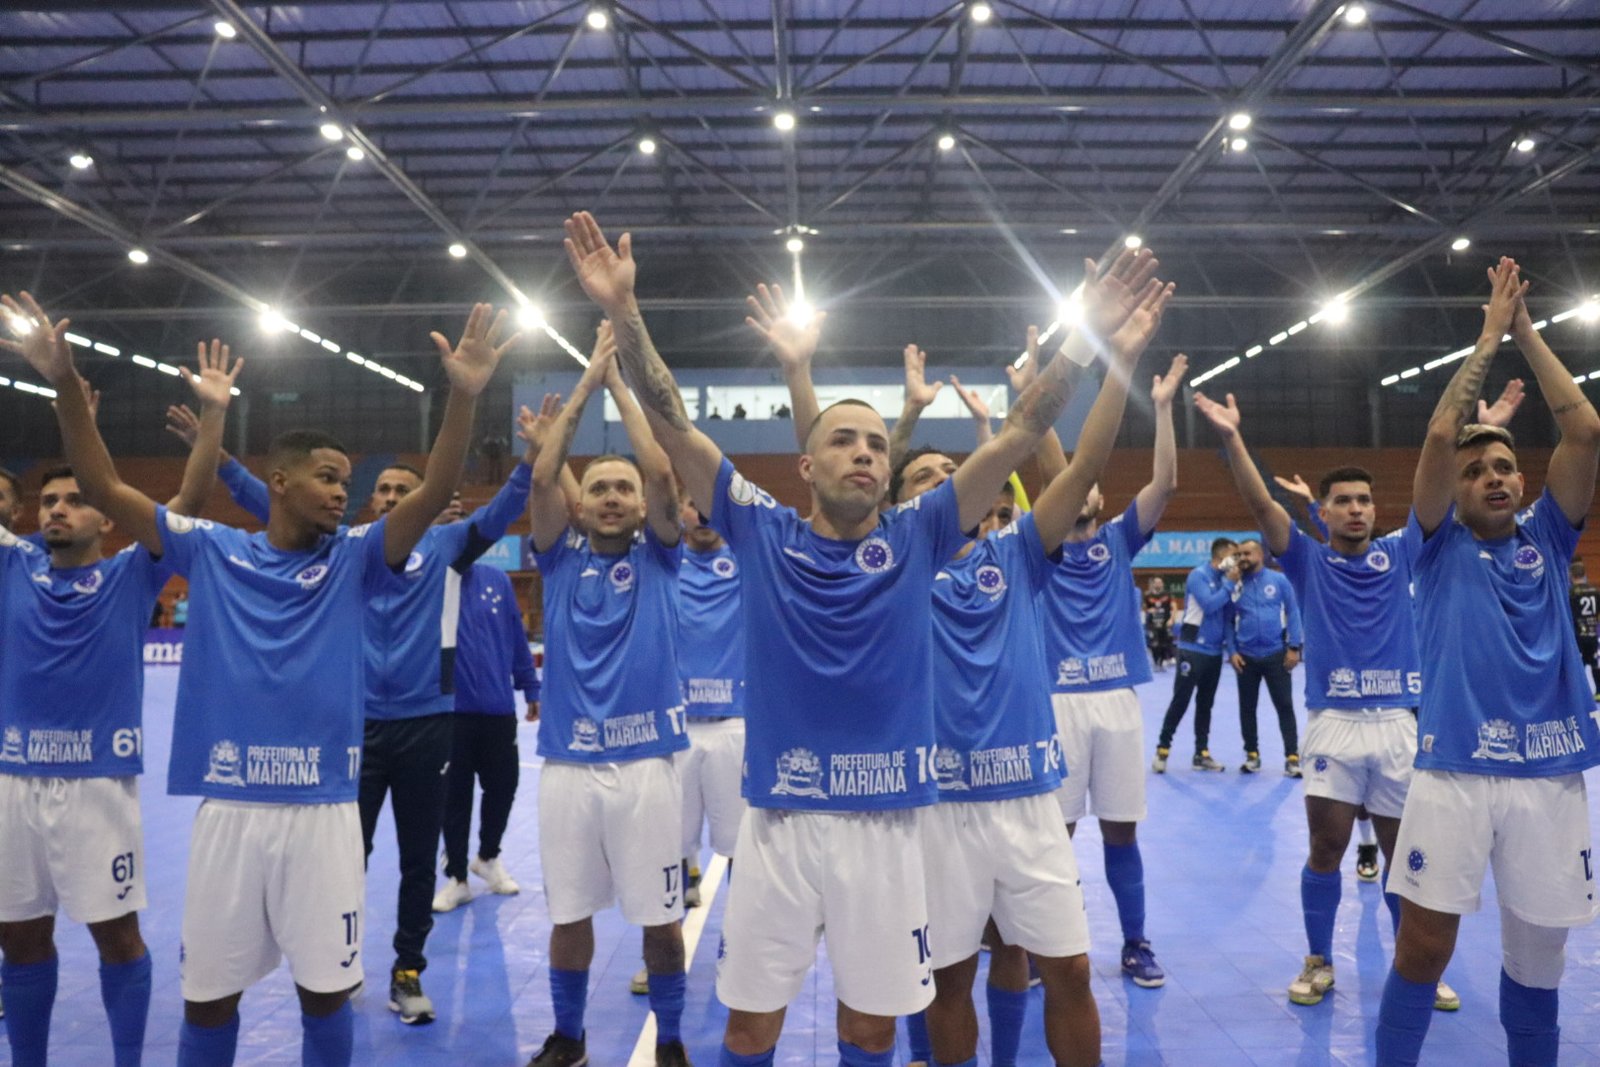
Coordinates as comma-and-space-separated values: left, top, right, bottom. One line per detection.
0, 335, 240, 1067
1221, 538, 1303, 776
1152, 538, 1236, 771
6, 292, 515, 1067
561, 208, 1166, 1067
523, 321, 693, 1067
1567, 560, 1600, 698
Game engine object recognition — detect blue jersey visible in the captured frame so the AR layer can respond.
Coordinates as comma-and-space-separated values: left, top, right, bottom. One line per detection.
0, 532, 168, 778
930, 514, 1061, 801
453, 564, 538, 716
1177, 563, 1234, 655
156, 506, 394, 802
534, 526, 688, 763
678, 544, 745, 717
1277, 524, 1421, 710
1041, 501, 1154, 693
709, 458, 965, 812
1224, 569, 1303, 659
1403, 490, 1600, 777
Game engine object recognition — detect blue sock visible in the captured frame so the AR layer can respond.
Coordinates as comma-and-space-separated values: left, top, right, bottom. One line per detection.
100, 951, 152, 1067
986, 984, 1028, 1067
1375, 966, 1437, 1067
838, 1039, 896, 1067
1499, 969, 1559, 1067
905, 1010, 931, 1062
647, 971, 686, 1044
1381, 868, 1401, 936
549, 967, 588, 1041
1103, 841, 1148, 944
177, 1016, 239, 1067
301, 1002, 353, 1067
1, 956, 58, 1067
1301, 865, 1341, 959
720, 1045, 774, 1067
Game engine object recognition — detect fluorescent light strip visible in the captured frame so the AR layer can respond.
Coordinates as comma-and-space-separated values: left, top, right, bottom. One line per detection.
1379, 301, 1594, 388
92, 341, 120, 356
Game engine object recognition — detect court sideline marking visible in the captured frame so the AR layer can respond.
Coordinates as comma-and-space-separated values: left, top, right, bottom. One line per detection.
627, 851, 731, 1066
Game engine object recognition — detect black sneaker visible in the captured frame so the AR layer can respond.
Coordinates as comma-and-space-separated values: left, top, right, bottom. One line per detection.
528, 1031, 588, 1067
1192, 750, 1225, 772
1356, 843, 1380, 883
656, 1039, 693, 1067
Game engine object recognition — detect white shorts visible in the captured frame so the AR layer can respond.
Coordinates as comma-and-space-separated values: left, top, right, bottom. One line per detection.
180, 799, 365, 1002
0, 774, 146, 925
1392, 770, 1598, 928
538, 757, 686, 927
717, 807, 932, 1018
922, 793, 1089, 969
1052, 688, 1147, 823
1301, 708, 1417, 818
679, 718, 747, 859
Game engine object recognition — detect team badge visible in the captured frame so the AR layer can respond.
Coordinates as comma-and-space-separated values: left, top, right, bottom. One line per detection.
1327, 668, 1361, 699
771, 747, 828, 798
202, 740, 245, 787
71, 568, 105, 596
1087, 543, 1111, 564
165, 512, 195, 534
404, 551, 425, 574
1313, 756, 1329, 773
1513, 544, 1544, 577
728, 472, 757, 505
1472, 718, 1524, 762
1265, 584, 1279, 599
0, 726, 25, 764
1056, 657, 1088, 687
855, 537, 894, 574
1365, 549, 1391, 572
975, 564, 1007, 598
1179, 659, 1192, 677
294, 563, 330, 589
712, 556, 737, 579
568, 715, 605, 753
609, 560, 635, 592
1407, 848, 1427, 875
933, 747, 968, 790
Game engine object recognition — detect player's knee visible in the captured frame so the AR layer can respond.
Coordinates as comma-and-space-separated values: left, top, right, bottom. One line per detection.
1500, 909, 1568, 990
185, 994, 243, 1028
1099, 819, 1137, 846
1035, 952, 1091, 995
837, 1010, 896, 1053
296, 985, 349, 1018
0, 917, 56, 964
87, 912, 146, 964
725, 1008, 783, 1055
641, 920, 685, 970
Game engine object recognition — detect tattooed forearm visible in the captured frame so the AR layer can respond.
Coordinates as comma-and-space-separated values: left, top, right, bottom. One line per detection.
1430, 332, 1498, 429
611, 303, 690, 432
888, 399, 925, 471
534, 389, 591, 487
1551, 398, 1593, 417
1005, 359, 1087, 436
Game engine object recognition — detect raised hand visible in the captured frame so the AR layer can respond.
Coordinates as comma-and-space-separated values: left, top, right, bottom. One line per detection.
1151, 352, 1188, 408
1084, 249, 1160, 339
1273, 473, 1314, 504
1480, 256, 1528, 342
186, 338, 243, 409
517, 393, 562, 463
950, 375, 990, 422
563, 211, 636, 311
1005, 325, 1041, 393
165, 403, 201, 447
745, 282, 825, 370
1107, 280, 1177, 362
585, 319, 618, 391
1478, 378, 1525, 428
903, 344, 942, 408
1193, 390, 1241, 440
0, 291, 75, 385
429, 303, 519, 398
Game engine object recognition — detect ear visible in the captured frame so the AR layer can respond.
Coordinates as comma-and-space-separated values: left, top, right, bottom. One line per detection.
797, 453, 815, 486
268, 468, 290, 495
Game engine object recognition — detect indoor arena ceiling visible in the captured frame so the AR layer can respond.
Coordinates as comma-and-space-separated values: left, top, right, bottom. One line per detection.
1, 1, 1597, 386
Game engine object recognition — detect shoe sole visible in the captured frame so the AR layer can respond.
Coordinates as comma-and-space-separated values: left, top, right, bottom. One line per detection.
629, 983, 649, 995
1126, 973, 1166, 988
387, 1001, 436, 1025
1357, 872, 1380, 883
1434, 999, 1461, 1012
1288, 991, 1327, 1006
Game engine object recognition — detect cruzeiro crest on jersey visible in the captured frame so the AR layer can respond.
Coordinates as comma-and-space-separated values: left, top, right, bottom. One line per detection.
404, 550, 425, 576
771, 747, 828, 798
569, 714, 605, 754
1513, 544, 1545, 578
295, 564, 330, 589
1365, 548, 1391, 572
609, 559, 636, 592
855, 537, 894, 574
203, 739, 246, 786
711, 555, 737, 579
71, 568, 105, 596
1086, 542, 1111, 564
975, 564, 1007, 599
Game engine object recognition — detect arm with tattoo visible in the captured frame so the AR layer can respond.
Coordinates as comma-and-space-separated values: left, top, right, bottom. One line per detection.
1511, 287, 1600, 525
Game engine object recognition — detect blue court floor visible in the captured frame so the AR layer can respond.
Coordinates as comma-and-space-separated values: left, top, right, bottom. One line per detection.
15, 666, 1600, 1066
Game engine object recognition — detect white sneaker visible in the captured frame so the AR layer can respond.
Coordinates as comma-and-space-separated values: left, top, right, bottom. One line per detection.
1434, 980, 1461, 1011
1287, 954, 1335, 1006
470, 855, 520, 895
432, 877, 472, 913
630, 966, 649, 995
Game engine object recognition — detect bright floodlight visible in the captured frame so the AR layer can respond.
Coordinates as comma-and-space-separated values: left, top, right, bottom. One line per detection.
773, 110, 796, 132
638, 137, 657, 155
517, 305, 545, 330
1515, 137, 1536, 153
259, 308, 287, 333
127, 248, 150, 265
937, 133, 956, 152
1057, 297, 1084, 327
970, 2, 993, 23
1451, 236, 1471, 252
1580, 299, 1600, 324
213, 20, 237, 39
1321, 300, 1349, 325
1230, 136, 1249, 152
785, 236, 805, 254
447, 242, 468, 259
1123, 235, 1143, 250
1342, 4, 1368, 25
346, 146, 365, 161
785, 298, 815, 327
69, 153, 93, 170
1228, 112, 1252, 131
585, 8, 609, 30
7, 314, 33, 337
319, 123, 344, 142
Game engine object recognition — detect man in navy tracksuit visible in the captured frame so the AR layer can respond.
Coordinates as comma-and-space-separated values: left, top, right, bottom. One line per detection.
1224, 539, 1304, 777
1153, 537, 1237, 772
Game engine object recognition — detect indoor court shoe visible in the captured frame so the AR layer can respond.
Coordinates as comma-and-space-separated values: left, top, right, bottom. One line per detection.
1287, 955, 1335, 1006
388, 968, 436, 1025
1240, 751, 1262, 773
1434, 981, 1461, 1011
1356, 843, 1380, 882
470, 855, 521, 895
1151, 747, 1170, 773
1284, 754, 1303, 778
432, 877, 472, 913
528, 1031, 588, 1067
685, 859, 702, 907
1192, 750, 1225, 771
655, 1038, 693, 1067
1121, 940, 1166, 988
630, 967, 649, 995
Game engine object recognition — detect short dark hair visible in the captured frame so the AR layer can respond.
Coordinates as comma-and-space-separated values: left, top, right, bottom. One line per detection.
0, 466, 21, 499
581, 453, 640, 483
1318, 466, 1374, 500
377, 462, 423, 482
1455, 423, 1515, 452
38, 464, 75, 489
268, 430, 349, 469
1571, 559, 1587, 579
889, 446, 947, 504
804, 398, 883, 452
1210, 537, 1237, 559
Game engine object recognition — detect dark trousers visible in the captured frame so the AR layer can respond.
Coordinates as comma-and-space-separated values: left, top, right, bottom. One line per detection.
441, 713, 521, 882
1157, 649, 1223, 751
1237, 650, 1299, 757
359, 712, 453, 974
1578, 636, 1600, 694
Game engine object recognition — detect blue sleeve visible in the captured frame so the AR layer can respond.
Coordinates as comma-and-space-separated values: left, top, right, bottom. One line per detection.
508, 611, 539, 694
218, 459, 271, 524
1307, 505, 1330, 541
709, 458, 784, 549
1223, 602, 1237, 656
1004, 513, 1050, 594
907, 478, 966, 570
153, 505, 214, 577
1523, 488, 1583, 562
456, 463, 533, 568
644, 525, 683, 572
1114, 500, 1153, 558
1282, 576, 1304, 647
351, 517, 395, 593
1187, 569, 1233, 613
1403, 506, 1452, 574
532, 526, 577, 574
